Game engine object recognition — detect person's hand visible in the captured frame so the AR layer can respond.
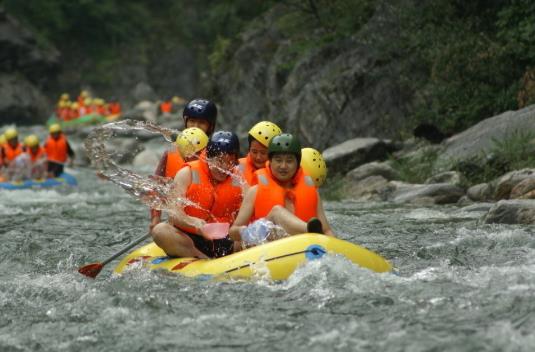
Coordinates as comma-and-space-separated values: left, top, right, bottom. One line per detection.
193, 219, 207, 237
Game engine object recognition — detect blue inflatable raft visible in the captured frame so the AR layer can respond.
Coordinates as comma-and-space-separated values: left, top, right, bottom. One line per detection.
0, 173, 77, 190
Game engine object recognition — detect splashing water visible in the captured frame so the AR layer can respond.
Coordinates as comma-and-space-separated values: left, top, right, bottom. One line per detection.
84, 119, 247, 220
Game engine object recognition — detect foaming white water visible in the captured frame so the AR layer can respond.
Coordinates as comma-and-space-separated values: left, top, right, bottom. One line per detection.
405, 208, 450, 220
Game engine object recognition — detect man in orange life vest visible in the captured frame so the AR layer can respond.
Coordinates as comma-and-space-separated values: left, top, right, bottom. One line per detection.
151, 131, 242, 258
22, 135, 47, 179
150, 99, 218, 230
44, 124, 75, 177
1, 128, 23, 167
230, 133, 335, 243
238, 121, 282, 187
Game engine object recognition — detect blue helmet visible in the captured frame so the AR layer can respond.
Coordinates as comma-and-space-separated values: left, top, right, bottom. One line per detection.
206, 131, 240, 158
183, 99, 217, 124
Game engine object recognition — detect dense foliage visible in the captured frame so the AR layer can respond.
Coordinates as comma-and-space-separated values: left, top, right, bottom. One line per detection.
2, 0, 535, 133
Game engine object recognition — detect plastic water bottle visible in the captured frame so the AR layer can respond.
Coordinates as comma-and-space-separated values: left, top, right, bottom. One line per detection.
240, 219, 272, 246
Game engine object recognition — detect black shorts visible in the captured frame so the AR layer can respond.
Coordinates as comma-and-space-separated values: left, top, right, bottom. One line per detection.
180, 230, 234, 258
47, 161, 64, 177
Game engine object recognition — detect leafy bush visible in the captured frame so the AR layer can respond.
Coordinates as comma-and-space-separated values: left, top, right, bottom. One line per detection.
389, 147, 439, 184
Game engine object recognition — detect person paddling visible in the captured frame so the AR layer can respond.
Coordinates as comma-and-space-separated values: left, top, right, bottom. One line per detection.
229, 133, 335, 246
238, 121, 282, 187
151, 131, 242, 258
44, 124, 75, 177
23, 135, 47, 179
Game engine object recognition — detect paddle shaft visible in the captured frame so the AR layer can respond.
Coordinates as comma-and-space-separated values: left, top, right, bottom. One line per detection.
101, 233, 151, 266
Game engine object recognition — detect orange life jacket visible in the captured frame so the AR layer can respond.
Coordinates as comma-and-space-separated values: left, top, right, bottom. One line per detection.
3, 143, 23, 162
164, 150, 186, 178
45, 135, 68, 163
238, 154, 258, 186
160, 101, 172, 113
26, 146, 46, 163
109, 102, 121, 115
178, 159, 242, 233
253, 164, 318, 222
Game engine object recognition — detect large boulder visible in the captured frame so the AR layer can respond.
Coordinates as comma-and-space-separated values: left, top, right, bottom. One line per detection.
467, 183, 494, 202
323, 138, 391, 175
437, 104, 535, 165
484, 200, 535, 224
346, 161, 400, 182
207, 4, 413, 149
345, 175, 392, 201
493, 169, 535, 200
0, 73, 50, 124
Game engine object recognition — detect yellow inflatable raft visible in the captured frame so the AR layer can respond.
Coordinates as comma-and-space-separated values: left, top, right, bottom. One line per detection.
114, 234, 391, 280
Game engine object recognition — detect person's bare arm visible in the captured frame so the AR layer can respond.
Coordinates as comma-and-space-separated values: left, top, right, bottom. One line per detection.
316, 194, 335, 237
229, 186, 258, 241
167, 167, 206, 233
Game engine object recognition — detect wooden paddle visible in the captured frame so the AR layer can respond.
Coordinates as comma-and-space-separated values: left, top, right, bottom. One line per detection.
78, 233, 151, 278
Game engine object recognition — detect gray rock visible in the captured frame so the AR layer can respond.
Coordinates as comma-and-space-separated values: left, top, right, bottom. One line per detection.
438, 104, 535, 165
425, 171, 464, 186
389, 182, 465, 204
132, 149, 160, 170
484, 199, 535, 224
131, 83, 158, 102
345, 175, 392, 201
323, 137, 390, 175
0, 73, 50, 125
467, 183, 494, 202
346, 161, 400, 182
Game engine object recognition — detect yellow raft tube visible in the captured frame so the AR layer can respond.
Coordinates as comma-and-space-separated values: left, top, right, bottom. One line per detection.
114, 234, 391, 280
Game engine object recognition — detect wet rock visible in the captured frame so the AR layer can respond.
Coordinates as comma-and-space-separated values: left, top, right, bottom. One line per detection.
459, 202, 494, 213
484, 199, 535, 224
388, 182, 465, 205
345, 175, 392, 201
467, 183, 494, 202
494, 169, 535, 200
323, 138, 391, 175
346, 161, 400, 182
510, 178, 535, 199
131, 82, 158, 102
425, 171, 464, 186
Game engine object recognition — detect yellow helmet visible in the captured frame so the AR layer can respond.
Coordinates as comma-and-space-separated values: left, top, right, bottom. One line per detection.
172, 96, 186, 105
80, 90, 89, 98
176, 127, 209, 157
24, 135, 40, 147
4, 128, 18, 140
60, 93, 69, 100
248, 121, 282, 147
0, 134, 6, 145
301, 147, 327, 187
72, 102, 79, 109
84, 97, 92, 106
49, 123, 62, 133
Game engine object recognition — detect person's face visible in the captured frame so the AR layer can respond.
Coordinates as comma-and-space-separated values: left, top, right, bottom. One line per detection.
185, 118, 211, 134
8, 137, 18, 147
51, 132, 61, 139
30, 145, 39, 153
249, 140, 268, 169
208, 153, 237, 182
270, 153, 298, 183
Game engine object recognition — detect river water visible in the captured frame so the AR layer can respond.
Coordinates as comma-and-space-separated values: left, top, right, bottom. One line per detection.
1, 167, 535, 351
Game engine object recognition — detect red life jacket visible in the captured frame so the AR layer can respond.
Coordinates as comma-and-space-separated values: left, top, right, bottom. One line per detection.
253, 164, 318, 222
26, 146, 46, 163
3, 142, 23, 162
160, 101, 172, 113
178, 159, 242, 233
45, 135, 68, 163
238, 154, 258, 186
164, 150, 186, 178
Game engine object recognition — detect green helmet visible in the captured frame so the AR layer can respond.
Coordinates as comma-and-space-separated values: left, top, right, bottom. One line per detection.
268, 133, 302, 162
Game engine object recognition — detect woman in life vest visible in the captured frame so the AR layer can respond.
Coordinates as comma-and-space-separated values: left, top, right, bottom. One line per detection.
44, 124, 75, 177
238, 121, 282, 187
149, 127, 209, 231
151, 131, 242, 258
229, 134, 335, 244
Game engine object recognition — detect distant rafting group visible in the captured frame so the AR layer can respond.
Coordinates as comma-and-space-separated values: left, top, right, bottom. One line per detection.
54, 90, 122, 121
0, 124, 75, 183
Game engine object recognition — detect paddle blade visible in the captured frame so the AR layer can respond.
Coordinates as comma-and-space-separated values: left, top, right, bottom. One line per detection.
78, 263, 104, 278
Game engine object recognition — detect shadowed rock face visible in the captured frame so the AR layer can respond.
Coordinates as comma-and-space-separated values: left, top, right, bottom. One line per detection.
207, 4, 413, 150
0, 8, 60, 124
